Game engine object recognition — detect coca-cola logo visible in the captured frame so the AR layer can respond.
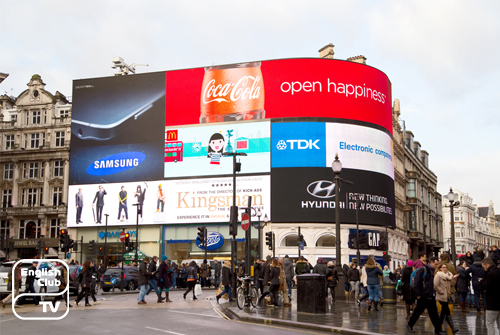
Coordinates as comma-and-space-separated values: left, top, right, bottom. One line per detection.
202, 76, 262, 104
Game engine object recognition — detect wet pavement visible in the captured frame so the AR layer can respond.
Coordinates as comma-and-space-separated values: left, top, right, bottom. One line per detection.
220, 295, 493, 335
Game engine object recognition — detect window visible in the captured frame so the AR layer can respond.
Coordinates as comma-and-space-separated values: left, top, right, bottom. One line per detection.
2, 189, 12, 208
53, 161, 64, 177
316, 234, 335, 247
428, 191, 431, 207
409, 207, 417, 230
25, 111, 29, 125
32, 110, 41, 124
420, 185, 424, 203
55, 131, 65, 147
0, 220, 8, 241
11, 114, 17, 123
28, 162, 39, 178
5, 135, 14, 150
456, 231, 460, 238
52, 187, 63, 206
30, 133, 40, 148
21, 188, 41, 206
19, 220, 40, 239
50, 218, 61, 238
43, 110, 47, 123
407, 179, 416, 198
60, 110, 70, 118
280, 234, 308, 247
434, 199, 438, 213
3, 163, 13, 180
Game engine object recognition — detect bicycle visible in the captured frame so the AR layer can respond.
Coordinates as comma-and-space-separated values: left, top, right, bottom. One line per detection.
236, 276, 258, 309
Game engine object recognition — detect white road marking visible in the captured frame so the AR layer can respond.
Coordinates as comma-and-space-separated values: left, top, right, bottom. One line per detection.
167, 309, 220, 318
145, 326, 186, 335
0, 318, 17, 323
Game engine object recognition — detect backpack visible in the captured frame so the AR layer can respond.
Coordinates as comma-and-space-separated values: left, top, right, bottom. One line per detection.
410, 266, 427, 289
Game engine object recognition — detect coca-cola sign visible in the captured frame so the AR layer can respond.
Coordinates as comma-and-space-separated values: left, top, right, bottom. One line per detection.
202, 75, 263, 104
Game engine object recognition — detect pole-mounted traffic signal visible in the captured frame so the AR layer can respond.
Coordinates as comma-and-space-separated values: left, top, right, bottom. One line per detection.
383, 252, 388, 262
89, 240, 95, 253
124, 233, 130, 248
265, 231, 273, 250
129, 241, 135, 251
197, 227, 206, 247
36, 240, 42, 255
59, 229, 67, 250
229, 206, 238, 235
99, 246, 104, 255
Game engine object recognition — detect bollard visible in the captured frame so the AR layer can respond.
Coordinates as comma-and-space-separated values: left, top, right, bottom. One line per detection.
382, 276, 397, 304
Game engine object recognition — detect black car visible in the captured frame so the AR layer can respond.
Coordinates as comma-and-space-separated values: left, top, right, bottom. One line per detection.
101, 267, 138, 292
67, 265, 98, 296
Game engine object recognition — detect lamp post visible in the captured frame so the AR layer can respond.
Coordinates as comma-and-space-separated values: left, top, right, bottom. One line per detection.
355, 195, 361, 265
256, 209, 262, 260
447, 188, 460, 266
332, 153, 351, 300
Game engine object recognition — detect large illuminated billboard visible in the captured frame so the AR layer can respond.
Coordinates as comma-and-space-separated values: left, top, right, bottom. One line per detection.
68, 58, 393, 228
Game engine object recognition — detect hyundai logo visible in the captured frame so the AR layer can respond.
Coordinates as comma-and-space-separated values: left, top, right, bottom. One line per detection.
307, 180, 337, 199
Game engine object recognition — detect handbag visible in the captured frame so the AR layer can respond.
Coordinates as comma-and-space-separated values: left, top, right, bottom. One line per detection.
216, 283, 228, 300
395, 280, 404, 296
194, 283, 203, 296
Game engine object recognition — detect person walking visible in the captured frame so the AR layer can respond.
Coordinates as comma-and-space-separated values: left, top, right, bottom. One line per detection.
75, 260, 93, 307
457, 259, 471, 313
183, 261, 199, 300
438, 253, 457, 303
283, 255, 294, 299
406, 257, 443, 334
357, 260, 370, 307
216, 261, 233, 303
326, 261, 339, 301
146, 256, 165, 302
137, 257, 152, 305
17, 260, 39, 307
1, 260, 22, 308
52, 264, 73, 308
343, 263, 351, 301
348, 263, 360, 301
157, 256, 172, 303
365, 257, 383, 311
253, 259, 262, 295
214, 260, 222, 289
401, 260, 416, 319
481, 257, 500, 334
200, 260, 210, 288
269, 259, 281, 307
313, 257, 328, 297
258, 257, 271, 305
295, 256, 308, 275
434, 262, 459, 333
466, 257, 487, 314
170, 263, 178, 289
278, 258, 291, 306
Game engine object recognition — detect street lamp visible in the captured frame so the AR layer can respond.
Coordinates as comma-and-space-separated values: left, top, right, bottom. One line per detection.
447, 187, 460, 266
256, 209, 262, 260
332, 153, 345, 300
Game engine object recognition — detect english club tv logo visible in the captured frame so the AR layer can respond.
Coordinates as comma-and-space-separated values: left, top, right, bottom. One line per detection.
12, 259, 70, 320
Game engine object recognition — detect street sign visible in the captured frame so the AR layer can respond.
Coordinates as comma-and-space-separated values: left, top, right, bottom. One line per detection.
241, 213, 250, 231
66, 253, 71, 258
299, 242, 304, 250
110, 278, 117, 285
120, 231, 126, 242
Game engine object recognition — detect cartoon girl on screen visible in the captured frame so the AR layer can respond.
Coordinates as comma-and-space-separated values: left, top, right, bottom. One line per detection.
207, 132, 225, 167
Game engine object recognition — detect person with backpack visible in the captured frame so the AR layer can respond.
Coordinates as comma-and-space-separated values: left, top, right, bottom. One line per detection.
295, 256, 308, 275
406, 257, 443, 334
434, 262, 459, 333
457, 259, 471, 313
326, 261, 339, 301
466, 257, 487, 314
401, 260, 416, 319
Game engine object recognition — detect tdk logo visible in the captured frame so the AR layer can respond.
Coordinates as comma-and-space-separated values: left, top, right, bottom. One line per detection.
86, 152, 146, 176
307, 180, 337, 199
276, 139, 320, 150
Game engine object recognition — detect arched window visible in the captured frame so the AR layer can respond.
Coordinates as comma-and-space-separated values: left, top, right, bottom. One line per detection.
280, 234, 307, 247
315, 234, 336, 247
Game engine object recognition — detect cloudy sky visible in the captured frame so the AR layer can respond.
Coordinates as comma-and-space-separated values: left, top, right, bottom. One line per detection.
1, 0, 499, 208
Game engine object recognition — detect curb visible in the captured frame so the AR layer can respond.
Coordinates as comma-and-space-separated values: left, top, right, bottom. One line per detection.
221, 307, 384, 335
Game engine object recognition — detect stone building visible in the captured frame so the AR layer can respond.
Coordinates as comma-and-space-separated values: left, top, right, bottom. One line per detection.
0, 74, 71, 259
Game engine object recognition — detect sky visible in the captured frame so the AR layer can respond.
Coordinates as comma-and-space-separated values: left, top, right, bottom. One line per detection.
1, 0, 499, 208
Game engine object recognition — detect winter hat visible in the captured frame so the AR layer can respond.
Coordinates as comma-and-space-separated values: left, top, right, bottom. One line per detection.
161, 255, 168, 262
407, 260, 414, 267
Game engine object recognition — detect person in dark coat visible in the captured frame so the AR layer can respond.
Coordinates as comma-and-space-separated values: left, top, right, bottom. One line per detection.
137, 257, 151, 304
157, 255, 172, 303
269, 259, 281, 307
326, 261, 339, 301
254, 259, 263, 294
283, 255, 294, 297
456, 259, 471, 313
466, 257, 487, 313
473, 248, 485, 261
490, 245, 500, 266
214, 260, 222, 288
258, 257, 272, 305
365, 258, 383, 311
216, 261, 233, 303
295, 256, 308, 275
348, 263, 361, 301
75, 260, 93, 307
481, 257, 500, 335
183, 261, 199, 300
17, 261, 39, 306
146, 256, 164, 302
92, 185, 107, 224
464, 251, 474, 266
343, 263, 351, 297
402, 260, 415, 319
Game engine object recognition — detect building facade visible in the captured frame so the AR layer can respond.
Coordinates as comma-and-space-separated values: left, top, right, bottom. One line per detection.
0, 74, 71, 260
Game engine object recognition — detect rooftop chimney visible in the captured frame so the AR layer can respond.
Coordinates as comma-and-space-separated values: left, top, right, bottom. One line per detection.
318, 44, 334, 59
347, 55, 367, 64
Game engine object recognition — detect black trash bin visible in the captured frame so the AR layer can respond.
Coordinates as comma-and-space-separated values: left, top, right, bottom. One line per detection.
382, 276, 397, 304
296, 274, 326, 313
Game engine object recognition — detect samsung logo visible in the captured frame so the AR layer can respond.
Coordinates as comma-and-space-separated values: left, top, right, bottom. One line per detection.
87, 152, 146, 176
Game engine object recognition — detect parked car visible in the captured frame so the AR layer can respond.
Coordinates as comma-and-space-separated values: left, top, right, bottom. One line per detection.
101, 267, 138, 292
0, 261, 60, 301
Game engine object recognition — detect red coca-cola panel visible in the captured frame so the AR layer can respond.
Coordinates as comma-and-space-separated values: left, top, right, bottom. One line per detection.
165, 58, 392, 134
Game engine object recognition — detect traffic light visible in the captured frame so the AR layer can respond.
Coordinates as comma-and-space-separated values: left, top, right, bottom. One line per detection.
197, 227, 206, 247
265, 231, 273, 250
229, 206, 238, 235
59, 229, 67, 249
36, 240, 42, 255
98, 246, 104, 255
383, 252, 391, 262
124, 233, 130, 248
73, 241, 78, 252
44, 246, 49, 254
89, 240, 95, 253
67, 238, 74, 250
298, 233, 304, 245
129, 241, 135, 251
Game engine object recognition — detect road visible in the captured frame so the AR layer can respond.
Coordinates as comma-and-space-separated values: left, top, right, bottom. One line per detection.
0, 289, 321, 335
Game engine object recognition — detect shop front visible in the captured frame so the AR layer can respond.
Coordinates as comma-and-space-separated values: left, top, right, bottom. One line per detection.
162, 224, 258, 265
